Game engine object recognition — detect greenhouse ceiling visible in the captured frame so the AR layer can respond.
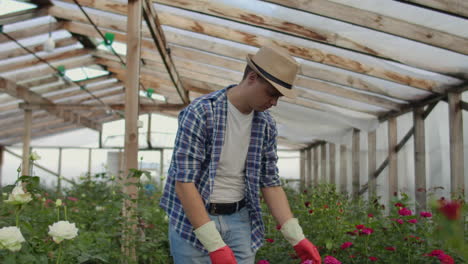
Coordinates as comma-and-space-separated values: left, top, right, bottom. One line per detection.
0, 0, 467, 148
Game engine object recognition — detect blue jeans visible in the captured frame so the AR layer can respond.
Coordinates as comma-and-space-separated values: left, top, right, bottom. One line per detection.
169, 207, 256, 264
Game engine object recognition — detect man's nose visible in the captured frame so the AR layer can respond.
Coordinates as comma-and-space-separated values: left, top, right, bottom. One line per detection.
271, 97, 279, 106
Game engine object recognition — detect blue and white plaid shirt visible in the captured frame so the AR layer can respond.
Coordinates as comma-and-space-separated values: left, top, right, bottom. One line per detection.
160, 85, 281, 252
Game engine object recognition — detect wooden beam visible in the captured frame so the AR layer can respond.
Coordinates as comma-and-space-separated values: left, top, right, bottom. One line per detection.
2, 55, 94, 81
0, 7, 48, 26
400, 0, 468, 18
413, 106, 426, 212
352, 128, 360, 198
0, 37, 77, 61
329, 143, 336, 185
264, 0, 468, 55
142, 0, 189, 104
19, 103, 186, 112
368, 130, 377, 197
0, 48, 90, 73
65, 19, 442, 100
340, 145, 347, 193
448, 92, 465, 196
0, 77, 102, 131
21, 110, 32, 176
49, 2, 444, 91
0, 21, 63, 44
388, 117, 398, 200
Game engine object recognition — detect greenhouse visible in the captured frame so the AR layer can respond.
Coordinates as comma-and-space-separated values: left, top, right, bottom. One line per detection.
0, 0, 467, 263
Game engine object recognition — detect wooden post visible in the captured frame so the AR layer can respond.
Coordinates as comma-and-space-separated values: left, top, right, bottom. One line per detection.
388, 117, 398, 201
340, 145, 347, 193
329, 143, 336, 185
368, 131, 377, 198
352, 129, 360, 198
300, 149, 305, 191
448, 93, 465, 197
22, 109, 32, 176
413, 106, 426, 212
160, 149, 164, 188
57, 148, 62, 194
0, 146, 4, 189
123, 0, 142, 261
313, 147, 319, 186
147, 114, 152, 148
88, 148, 92, 178
306, 148, 312, 188
321, 143, 326, 183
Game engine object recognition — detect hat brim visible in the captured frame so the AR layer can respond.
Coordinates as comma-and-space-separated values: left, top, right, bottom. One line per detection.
246, 54, 297, 99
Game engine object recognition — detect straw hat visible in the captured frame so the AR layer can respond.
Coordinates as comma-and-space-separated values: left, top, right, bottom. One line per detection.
246, 45, 299, 99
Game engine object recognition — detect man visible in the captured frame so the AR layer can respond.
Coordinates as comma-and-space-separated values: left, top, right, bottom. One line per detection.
160, 45, 321, 264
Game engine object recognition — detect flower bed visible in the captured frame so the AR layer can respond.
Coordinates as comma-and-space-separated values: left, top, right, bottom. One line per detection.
256, 184, 467, 264
1, 168, 466, 263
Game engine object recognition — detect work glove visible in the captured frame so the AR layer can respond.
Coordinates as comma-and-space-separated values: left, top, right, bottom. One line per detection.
280, 218, 321, 264
194, 221, 237, 264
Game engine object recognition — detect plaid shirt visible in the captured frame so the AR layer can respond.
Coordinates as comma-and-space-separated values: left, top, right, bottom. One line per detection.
160, 86, 281, 252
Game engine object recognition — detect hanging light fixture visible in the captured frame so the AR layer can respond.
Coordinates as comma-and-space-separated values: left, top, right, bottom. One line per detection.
43, 17, 55, 52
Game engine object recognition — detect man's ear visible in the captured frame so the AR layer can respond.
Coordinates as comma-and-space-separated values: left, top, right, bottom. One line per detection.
247, 71, 259, 83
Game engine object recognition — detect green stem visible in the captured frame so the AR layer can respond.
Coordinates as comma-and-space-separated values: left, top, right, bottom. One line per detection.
15, 207, 20, 226
56, 207, 60, 221
64, 206, 68, 221
56, 243, 62, 264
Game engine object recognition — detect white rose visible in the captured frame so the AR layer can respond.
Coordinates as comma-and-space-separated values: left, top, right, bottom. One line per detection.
48, 221, 79, 243
0, 226, 25, 252
5, 183, 32, 205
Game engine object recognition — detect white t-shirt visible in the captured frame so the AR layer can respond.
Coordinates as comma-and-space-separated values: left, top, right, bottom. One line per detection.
210, 100, 253, 203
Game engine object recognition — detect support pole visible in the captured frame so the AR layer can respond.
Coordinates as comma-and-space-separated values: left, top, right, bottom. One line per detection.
123, 0, 142, 261
313, 147, 319, 186
340, 145, 347, 193
329, 143, 336, 185
321, 144, 326, 182
0, 146, 4, 189
306, 148, 312, 188
57, 148, 62, 194
22, 109, 32, 176
413, 106, 426, 212
448, 92, 465, 197
388, 117, 398, 201
368, 131, 377, 198
88, 148, 92, 178
300, 149, 305, 192
352, 129, 360, 198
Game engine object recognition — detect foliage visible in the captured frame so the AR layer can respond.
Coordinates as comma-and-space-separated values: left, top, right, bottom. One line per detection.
0, 170, 171, 264
256, 183, 466, 264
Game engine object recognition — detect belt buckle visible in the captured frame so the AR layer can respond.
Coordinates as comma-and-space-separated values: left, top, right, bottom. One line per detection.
209, 204, 217, 215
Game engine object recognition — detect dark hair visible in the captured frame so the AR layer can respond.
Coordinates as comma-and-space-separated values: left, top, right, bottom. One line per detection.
242, 65, 253, 80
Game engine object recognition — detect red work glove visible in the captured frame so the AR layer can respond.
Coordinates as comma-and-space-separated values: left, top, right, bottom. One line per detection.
293, 238, 321, 264
209, 245, 238, 264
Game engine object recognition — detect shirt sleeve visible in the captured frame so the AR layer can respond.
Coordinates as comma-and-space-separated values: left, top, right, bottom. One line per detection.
260, 119, 281, 188
171, 106, 207, 183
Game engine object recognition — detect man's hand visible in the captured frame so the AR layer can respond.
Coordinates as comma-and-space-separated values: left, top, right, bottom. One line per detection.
209, 245, 237, 264
280, 218, 321, 264
293, 238, 321, 263
194, 221, 238, 264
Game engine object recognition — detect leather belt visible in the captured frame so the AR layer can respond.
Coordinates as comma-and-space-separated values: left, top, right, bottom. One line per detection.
208, 198, 246, 215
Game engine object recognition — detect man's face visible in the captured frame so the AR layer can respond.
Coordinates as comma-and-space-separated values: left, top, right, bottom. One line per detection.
249, 73, 283, 112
